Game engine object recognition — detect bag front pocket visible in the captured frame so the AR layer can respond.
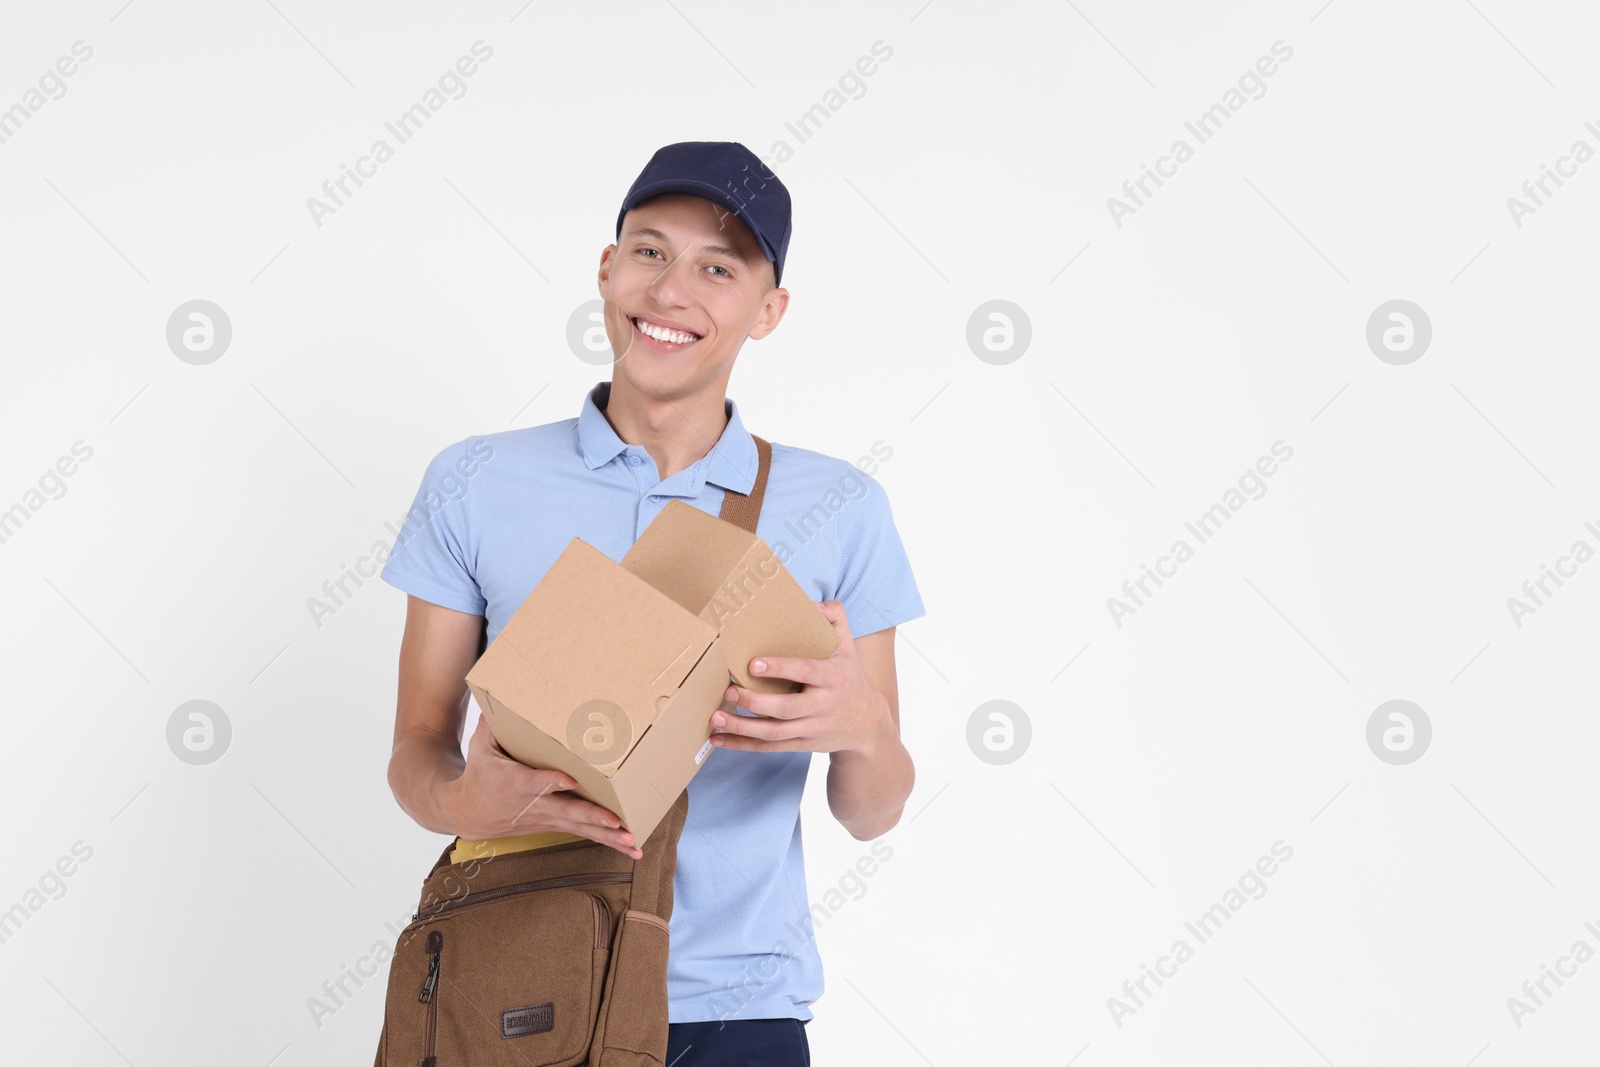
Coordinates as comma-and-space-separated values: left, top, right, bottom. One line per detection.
382, 875, 624, 1067
590, 909, 672, 1067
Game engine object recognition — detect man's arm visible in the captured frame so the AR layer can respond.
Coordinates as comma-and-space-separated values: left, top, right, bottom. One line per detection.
824, 627, 914, 840
386, 595, 482, 834
386, 594, 647, 857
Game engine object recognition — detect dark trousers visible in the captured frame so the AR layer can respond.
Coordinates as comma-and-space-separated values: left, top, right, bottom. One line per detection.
666, 1018, 810, 1067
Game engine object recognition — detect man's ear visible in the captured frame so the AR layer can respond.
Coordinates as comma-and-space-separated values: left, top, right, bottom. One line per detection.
597, 244, 618, 294
748, 287, 789, 341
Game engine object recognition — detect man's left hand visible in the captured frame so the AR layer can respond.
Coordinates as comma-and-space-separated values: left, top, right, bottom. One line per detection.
708, 600, 891, 755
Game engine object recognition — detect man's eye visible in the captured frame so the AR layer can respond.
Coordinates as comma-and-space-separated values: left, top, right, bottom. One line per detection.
707, 265, 731, 278
637, 247, 662, 259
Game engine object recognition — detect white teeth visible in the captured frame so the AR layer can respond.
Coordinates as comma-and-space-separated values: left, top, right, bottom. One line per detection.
634, 318, 698, 345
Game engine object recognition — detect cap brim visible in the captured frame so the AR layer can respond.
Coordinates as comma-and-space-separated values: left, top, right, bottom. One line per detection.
615, 179, 780, 266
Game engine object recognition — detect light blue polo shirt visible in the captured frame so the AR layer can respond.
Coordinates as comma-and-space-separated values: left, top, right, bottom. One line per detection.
380, 380, 924, 1023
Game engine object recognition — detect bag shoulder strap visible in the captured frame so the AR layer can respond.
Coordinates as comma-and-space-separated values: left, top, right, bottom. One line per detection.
716, 435, 771, 535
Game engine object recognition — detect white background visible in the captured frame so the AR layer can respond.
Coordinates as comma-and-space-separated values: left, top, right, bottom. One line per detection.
1, 1, 1597, 1064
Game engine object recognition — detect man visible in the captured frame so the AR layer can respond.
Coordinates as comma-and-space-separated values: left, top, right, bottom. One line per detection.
380, 141, 924, 1066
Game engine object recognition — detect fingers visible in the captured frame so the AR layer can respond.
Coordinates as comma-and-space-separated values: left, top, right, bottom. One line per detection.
517, 790, 642, 860
571, 812, 642, 859
467, 712, 493, 748
468, 729, 643, 859
468, 712, 512, 760
817, 599, 853, 642
746, 655, 826, 688
713, 705, 810, 742
584, 826, 643, 860
567, 798, 643, 860
709, 731, 809, 753
722, 683, 817, 719
526, 768, 576, 796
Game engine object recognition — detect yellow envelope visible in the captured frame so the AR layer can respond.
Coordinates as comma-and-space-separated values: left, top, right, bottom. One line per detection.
449, 831, 586, 865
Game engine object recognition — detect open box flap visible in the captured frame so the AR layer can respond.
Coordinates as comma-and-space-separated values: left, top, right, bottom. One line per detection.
622, 501, 839, 690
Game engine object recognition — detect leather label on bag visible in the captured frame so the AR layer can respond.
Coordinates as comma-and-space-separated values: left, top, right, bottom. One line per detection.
502, 1002, 555, 1038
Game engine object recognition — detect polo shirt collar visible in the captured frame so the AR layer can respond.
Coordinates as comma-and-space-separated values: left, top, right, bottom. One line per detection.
578, 381, 760, 494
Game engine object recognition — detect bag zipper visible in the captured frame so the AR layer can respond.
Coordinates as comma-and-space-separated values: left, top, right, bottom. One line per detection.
592, 894, 610, 950
412, 871, 632, 923
418, 929, 442, 1067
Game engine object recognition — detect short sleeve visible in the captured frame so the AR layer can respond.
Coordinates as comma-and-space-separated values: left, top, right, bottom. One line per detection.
379, 437, 489, 616
831, 472, 925, 638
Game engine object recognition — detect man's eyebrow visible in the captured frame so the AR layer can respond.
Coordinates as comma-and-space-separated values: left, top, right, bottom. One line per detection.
622, 227, 750, 264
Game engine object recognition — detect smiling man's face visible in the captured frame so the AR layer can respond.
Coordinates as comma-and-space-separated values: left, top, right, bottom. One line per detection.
598, 193, 786, 404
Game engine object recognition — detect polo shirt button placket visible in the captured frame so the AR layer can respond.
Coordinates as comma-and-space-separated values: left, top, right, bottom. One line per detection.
638, 493, 666, 538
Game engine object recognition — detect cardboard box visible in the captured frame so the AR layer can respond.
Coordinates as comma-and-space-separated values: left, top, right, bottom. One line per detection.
465, 500, 840, 841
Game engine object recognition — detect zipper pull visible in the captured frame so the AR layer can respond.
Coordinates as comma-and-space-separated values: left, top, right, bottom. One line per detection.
419, 955, 439, 1003
419, 930, 442, 1003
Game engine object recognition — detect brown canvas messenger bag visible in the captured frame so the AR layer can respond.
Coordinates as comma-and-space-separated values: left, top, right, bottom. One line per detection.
374, 435, 775, 1067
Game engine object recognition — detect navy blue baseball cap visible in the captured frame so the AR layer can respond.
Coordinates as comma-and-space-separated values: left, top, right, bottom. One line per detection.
615, 141, 792, 288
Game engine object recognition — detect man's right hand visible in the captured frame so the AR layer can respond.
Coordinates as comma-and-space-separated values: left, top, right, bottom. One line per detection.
444, 714, 644, 860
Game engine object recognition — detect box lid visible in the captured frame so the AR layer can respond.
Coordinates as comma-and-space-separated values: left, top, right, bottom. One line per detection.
621, 500, 840, 691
